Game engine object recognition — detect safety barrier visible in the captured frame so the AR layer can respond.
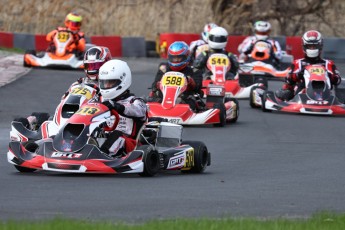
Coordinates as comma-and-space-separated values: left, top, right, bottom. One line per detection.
1, 31, 345, 60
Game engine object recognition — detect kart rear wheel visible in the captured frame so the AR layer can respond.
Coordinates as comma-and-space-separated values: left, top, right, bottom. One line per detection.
138, 145, 160, 177
213, 102, 226, 127
13, 117, 30, 129
224, 97, 239, 123
181, 140, 210, 173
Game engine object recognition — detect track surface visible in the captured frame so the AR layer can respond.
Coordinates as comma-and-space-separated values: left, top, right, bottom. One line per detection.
0, 58, 345, 221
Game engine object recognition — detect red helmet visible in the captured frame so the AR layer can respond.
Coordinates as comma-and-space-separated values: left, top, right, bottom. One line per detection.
83, 46, 112, 80
302, 30, 323, 58
65, 12, 82, 31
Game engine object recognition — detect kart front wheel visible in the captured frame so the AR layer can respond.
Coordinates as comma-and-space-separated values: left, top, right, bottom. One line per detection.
182, 140, 210, 173
213, 102, 226, 127
261, 91, 272, 113
14, 165, 37, 173
224, 97, 239, 123
138, 145, 160, 177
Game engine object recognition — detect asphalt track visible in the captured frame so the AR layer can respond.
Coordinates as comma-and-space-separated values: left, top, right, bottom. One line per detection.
0, 58, 345, 222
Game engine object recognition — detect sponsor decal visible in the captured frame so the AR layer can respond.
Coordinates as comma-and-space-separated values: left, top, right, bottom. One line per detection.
167, 118, 182, 124
167, 154, 185, 169
306, 100, 328, 105
51, 152, 82, 159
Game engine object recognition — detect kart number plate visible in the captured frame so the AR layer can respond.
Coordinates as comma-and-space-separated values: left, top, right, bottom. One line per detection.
208, 55, 229, 67
57, 32, 70, 42
183, 149, 194, 169
162, 75, 185, 87
308, 67, 325, 75
76, 106, 100, 115
71, 87, 93, 99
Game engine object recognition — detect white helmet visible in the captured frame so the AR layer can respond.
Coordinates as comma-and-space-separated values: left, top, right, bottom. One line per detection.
254, 21, 271, 40
99, 59, 132, 101
208, 27, 228, 50
202, 23, 218, 42
302, 30, 323, 58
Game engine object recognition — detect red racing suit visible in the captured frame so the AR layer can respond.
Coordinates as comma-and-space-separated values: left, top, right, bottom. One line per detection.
282, 57, 341, 93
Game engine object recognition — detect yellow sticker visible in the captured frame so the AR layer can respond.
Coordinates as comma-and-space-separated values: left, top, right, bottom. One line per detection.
76, 106, 100, 115
57, 32, 70, 42
309, 67, 325, 75
161, 75, 185, 87
183, 149, 194, 169
71, 87, 92, 99
208, 55, 229, 67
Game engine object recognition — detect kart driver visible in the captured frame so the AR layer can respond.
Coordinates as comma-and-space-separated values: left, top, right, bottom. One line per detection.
46, 12, 86, 58
238, 21, 282, 63
189, 23, 218, 63
193, 26, 239, 80
275, 30, 341, 101
24, 46, 112, 131
99, 59, 148, 158
150, 41, 204, 111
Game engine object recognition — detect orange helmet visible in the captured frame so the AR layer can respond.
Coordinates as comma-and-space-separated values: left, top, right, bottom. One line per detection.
65, 12, 82, 31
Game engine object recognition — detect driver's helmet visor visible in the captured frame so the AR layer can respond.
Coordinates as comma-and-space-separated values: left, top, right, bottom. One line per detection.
69, 21, 81, 28
84, 62, 104, 73
304, 43, 321, 50
168, 54, 187, 63
99, 79, 122, 89
255, 31, 269, 36
208, 35, 227, 43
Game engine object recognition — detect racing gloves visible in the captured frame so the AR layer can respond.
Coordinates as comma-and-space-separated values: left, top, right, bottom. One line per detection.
103, 100, 125, 114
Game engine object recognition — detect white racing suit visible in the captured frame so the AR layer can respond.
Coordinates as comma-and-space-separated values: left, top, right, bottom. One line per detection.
100, 91, 147, 157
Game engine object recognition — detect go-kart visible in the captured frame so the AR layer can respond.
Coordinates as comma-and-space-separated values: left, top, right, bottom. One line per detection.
256, 65, 345, 115
23, 29, 84, 69
147, 71, 239, 127
8, 102, 211, 176
10, 83, 100, 142
238, 40, 293, 87
201, 53, 265, 99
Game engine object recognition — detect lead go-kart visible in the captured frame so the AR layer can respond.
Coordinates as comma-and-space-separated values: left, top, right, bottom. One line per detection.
147, 71, 239, 127
10, 83, 100, 143
252, 65, 345, 115
8, 102, 211, 176
23, 29, 87, 69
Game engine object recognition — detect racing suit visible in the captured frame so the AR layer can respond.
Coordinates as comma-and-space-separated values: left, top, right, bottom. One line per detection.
238, 36, 282, 61
151, 63, 203, 110
100, 90, 148, 157
276, 57, 342, 101
46, 26, 86, 56
193, 49, 239, 80
189, 39, 206, 63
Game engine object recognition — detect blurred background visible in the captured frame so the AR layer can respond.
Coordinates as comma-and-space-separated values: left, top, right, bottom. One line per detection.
0, 0, 344, 40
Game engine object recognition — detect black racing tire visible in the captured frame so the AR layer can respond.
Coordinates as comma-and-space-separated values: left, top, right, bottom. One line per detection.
261, 90, 272, 113
213, 102, 226, 127
14, 165, 37, 173
31, 112, 50, 128
138, 145, 160, 177
13, 117, 30, 129
249, 86, 262, 108
181, 140, 209, 173
224, 97, 239, 123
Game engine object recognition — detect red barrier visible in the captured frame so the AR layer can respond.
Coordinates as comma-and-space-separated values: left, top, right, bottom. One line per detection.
35, 34, 49, 51
159, 33, 200, 58
90, 36, 122, 57
286, 36, 304, 59
226, 35, 246, 55
0, 32, 13, 48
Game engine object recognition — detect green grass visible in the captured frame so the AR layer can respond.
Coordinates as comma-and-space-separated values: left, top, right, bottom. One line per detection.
0, 213, 344, 230
0, 47, 25, 54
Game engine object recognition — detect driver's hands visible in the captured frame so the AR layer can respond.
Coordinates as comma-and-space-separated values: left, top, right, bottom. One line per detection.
186, 76, 196, 91
103, 100, 125, 114
105, 115, 116, 128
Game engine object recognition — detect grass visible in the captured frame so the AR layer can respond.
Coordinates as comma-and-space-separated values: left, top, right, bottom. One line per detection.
0, 47, 25, 54
0, 213, 344, 230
